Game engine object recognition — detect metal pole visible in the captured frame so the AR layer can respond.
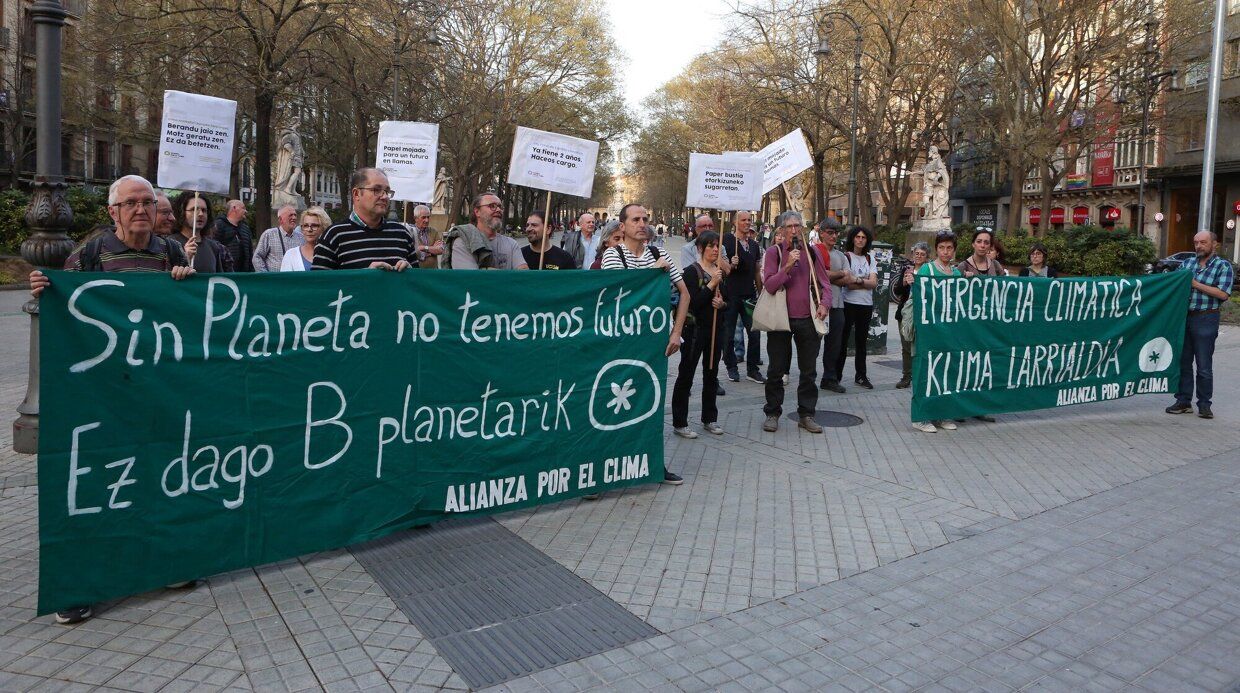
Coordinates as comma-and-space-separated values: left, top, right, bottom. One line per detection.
847, 32, 861, 228
13, 0, 75, 454
1136, 20, 1155, 237
1199, 0, 1227, 234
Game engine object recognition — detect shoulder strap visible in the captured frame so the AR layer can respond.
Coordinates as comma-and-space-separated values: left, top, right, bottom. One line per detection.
80, 235, 107, 272
617, 247, 629, 268
649, 245, 661, 261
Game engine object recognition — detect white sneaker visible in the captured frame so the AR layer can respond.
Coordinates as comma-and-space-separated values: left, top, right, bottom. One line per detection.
673, 427, 699, 439
912, 421, 938, 433
703, 422, 724, 435
936, 420, 957, 430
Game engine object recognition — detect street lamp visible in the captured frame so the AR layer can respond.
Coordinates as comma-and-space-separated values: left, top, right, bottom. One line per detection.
814, 9, 862, 227
13, 0, 75, 453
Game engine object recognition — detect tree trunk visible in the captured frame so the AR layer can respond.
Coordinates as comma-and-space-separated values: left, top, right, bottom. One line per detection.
813, 152, 825, 220
1038, 160, 1053, 237
1005, 151, 1025, 233
254, 90, 274, 235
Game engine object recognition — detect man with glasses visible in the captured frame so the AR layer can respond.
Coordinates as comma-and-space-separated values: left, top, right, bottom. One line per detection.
153, 192, 177, 237
27, 174, 197, 626
444, 192, 527, 269
313, 168, 417, 271
410, 204, 444, 269
252, 204, 304, 272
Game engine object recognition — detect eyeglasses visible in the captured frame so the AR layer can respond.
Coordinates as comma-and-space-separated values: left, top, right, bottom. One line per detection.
478, 202, 502, 209
112, 199, 157, 211
301, 222, 323, 230
357, 186, 395, 198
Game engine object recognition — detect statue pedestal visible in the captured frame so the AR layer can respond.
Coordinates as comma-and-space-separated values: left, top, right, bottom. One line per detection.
908, 217, 951, 251
272, 190, 305, 212
430, 213, 452, 233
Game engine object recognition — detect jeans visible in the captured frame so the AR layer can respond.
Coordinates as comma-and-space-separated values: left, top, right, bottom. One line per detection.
836, 303, 874, 382
820, 307, 846, 383
672, 320, 722, 427
764, 317, 821, 417
1175, 311, 1221, 408
723, 295, 760, 373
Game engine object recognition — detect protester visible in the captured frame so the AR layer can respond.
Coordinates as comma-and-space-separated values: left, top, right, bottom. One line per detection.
986, 233, 1009, 275
819, 218, 850, 393
153, 192, 176, 237
890, 242, 928, 390
589, 220, 623, 269
171, 193, 234, 273
760, 211, 830, 434
280, 207, 330, 272
314, 168, 417, 270
909, 231, 961, 433
1166, 230, 1234, 419
410, 204, 445, 269
601, 203, 689, 485
671, 231, 728, 438
444, 192, 528, 269
561, 212, 600, 269
214, 200, 253, 271
27, 174, 197, 625
523, 211, 576, 269
252, 204, 303, 272
956, 228, 1002, 277
1018, 243, 1058, 277
835, 226, 878, 389
720, 210, 764, 383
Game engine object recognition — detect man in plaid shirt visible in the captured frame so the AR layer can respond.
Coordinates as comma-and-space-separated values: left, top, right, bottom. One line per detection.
1166, 231, 1234, 419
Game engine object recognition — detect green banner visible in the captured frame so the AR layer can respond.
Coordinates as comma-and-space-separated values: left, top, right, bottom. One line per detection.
911, 272, 1190, 421
38, 269, 669, 615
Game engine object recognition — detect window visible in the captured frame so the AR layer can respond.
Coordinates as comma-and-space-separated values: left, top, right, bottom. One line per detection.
1115, 128, 1157, 168
1229, 39, 1240, 76
120, 143, 133, 174
1181, 120, 1205, 151
1183, 59, 1209, 89
242, 160, 252, 188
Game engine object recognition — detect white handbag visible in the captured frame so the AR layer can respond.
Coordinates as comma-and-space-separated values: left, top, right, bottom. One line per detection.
753, 246, 791, 332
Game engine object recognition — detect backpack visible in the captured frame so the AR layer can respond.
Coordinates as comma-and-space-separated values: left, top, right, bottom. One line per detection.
615, 244, 680, 309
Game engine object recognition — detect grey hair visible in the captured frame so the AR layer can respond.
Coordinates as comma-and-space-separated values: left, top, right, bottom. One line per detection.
777, 210, 803, 229
277, 204, 298, 216
108, 175, 155, 205
910, 241, 930, 255
413, 204, 431, 216
600, 219, 620, 236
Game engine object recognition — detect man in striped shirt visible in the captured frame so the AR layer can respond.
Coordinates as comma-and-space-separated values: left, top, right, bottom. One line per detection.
313, 168, 417, 271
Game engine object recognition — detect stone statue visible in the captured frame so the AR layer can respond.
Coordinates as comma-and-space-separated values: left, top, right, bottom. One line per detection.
272, 117, 306, 210
432, 167, 450, 215
921, 145, 950, 223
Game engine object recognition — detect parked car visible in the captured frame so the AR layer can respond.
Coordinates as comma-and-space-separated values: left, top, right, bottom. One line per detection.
1149, 251, 1240, 291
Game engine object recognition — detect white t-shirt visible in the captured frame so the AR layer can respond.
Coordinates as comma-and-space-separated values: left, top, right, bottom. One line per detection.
843, 252, 874, 306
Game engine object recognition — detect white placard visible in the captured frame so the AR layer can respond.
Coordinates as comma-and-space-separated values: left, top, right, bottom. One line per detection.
685, 153, 765, 211
375, 121, 439, 203
156, 91, 237, 195
727, 128, 815, 194
506, 126, 600, 198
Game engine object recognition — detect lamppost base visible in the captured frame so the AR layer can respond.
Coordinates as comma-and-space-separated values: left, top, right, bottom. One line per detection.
13, 297, 40, 455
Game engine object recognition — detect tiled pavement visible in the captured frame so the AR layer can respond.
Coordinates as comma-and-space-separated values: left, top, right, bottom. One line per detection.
2, 257, 1239, 692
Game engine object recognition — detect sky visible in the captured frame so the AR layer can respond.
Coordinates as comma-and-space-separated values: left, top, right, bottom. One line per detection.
603, 0, 730, 114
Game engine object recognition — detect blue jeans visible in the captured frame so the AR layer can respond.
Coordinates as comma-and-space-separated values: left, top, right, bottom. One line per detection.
1176, 311, 1220, 408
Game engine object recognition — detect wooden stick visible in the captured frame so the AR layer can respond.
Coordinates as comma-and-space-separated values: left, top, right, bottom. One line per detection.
709, 288, 720, 373
538, 190, 551, 269
185, 190, 200, 267
799, 227, 823, 309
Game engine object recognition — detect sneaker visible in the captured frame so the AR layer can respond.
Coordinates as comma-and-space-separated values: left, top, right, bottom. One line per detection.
165, 580, 197, 589
1198, 406, 1214, 419
55, 605, 92, 625
895, 376, 911, 389
798, 416, 823, 434
703, 422, 724, 435
1165, 403, 1192, 414
582, 493, 601, 500
937, 420, 957, 431
821, 380, 846, 393
913, 421, 937, 433
673, 427, 699, 439
782, 374, 788, 385
727, 369, 741, 382
716, 381, 726, 396
974, 415, 996, 423
855, 377, 874, 390
662, 470, 684, 485
762, 415, 779, 432
757, 359, 765, 366
746, 371, 767, 384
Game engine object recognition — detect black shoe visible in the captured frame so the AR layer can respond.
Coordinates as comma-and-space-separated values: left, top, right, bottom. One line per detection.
715, 381, 726, 396
757, 359, 765, 366
746, 371, 767, 384
1165, 403, 1192, 415
895, 376, 911, 389
821, 380, 846, 393
1198, 406, 1214, 419
726, 369, 741, 382
582, 493, 601, 500
855, 377, 873, 389
165, 580, 198, 589
974, 415, 996, 423
662, 470, 683, 485
55, 605, 92, 625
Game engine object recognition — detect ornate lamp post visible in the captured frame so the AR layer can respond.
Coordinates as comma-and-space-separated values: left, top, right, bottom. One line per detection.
814, 9, 862, 227
13, 0, 75, 454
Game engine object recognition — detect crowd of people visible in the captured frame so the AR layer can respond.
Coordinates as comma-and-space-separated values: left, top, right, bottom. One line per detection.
25, 168, 1234, 625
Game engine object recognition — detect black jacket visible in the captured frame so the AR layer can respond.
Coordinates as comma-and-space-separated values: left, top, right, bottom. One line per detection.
214, 216, 253, 272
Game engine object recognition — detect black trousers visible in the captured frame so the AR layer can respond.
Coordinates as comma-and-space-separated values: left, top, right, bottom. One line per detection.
722, 295, 760, 373
672, 318, 723, 427
836, 303, 874, 382
820, 307, 846, 384
764, 317, 821, 417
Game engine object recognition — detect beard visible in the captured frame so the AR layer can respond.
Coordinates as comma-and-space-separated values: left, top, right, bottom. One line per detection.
487, 217, 502, 233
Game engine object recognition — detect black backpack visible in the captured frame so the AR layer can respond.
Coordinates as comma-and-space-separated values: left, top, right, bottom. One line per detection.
614, 244, 680, 309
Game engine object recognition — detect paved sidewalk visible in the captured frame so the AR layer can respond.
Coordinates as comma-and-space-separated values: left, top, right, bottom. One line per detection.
2, 256, 1239, 691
